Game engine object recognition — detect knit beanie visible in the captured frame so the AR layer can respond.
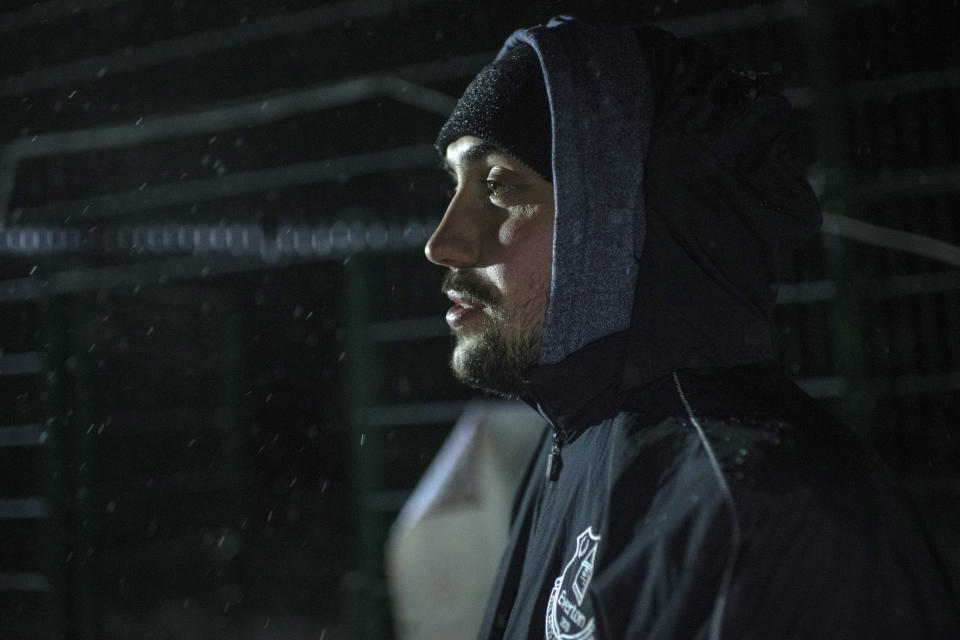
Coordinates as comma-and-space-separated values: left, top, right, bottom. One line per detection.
435, 43, 552, 181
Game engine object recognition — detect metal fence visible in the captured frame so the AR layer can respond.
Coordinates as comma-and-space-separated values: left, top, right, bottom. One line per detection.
0, 0, 957, 637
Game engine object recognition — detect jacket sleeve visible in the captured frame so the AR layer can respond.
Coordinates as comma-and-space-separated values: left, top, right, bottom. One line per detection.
589, 463, 960, 639
719, 478, 960, 639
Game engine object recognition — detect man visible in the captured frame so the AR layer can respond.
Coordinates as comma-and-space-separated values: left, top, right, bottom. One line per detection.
425, 16, 959, 640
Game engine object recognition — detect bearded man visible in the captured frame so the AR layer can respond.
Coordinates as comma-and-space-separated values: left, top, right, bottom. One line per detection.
424, 16, 959, 640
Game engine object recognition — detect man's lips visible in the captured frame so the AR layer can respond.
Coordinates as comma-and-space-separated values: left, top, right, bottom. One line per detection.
445, 289, 488, 328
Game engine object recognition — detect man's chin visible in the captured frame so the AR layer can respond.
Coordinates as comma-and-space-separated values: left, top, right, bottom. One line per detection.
449, 330, 539, 398
450, 340, 474, 380
451, 338, 496, 391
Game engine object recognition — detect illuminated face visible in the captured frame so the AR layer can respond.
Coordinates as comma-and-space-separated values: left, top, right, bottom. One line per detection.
424, 136, 555, 397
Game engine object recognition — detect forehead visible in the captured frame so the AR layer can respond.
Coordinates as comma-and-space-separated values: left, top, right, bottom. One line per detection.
443, 136, 518, 174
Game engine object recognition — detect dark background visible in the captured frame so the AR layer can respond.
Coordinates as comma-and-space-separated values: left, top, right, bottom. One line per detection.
0, 0, 958, 638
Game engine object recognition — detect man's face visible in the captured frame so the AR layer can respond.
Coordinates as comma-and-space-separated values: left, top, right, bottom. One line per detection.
424, 136, 555, 397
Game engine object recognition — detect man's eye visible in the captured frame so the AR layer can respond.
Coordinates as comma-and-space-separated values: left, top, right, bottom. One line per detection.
485, 180, 513, 199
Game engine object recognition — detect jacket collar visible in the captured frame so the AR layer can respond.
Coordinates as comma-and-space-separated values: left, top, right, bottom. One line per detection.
522, 329, 629, 442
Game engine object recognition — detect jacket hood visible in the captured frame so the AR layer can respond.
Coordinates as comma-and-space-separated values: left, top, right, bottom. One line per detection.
502, 17, 822, 432
500, 17, 652, 367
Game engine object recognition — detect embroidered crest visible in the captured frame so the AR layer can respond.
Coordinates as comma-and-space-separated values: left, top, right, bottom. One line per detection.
545, 526, 600, 640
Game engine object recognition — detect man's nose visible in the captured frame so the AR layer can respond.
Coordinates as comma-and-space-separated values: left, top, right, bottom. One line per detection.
424, 197, 481, 268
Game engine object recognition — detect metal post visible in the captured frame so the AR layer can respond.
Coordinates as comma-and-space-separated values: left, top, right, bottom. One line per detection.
214, 297, 247, 638
36, 295, 69, 640
341, 254, 391, 639
66, 293, 99, 640
799, 2, 873, 438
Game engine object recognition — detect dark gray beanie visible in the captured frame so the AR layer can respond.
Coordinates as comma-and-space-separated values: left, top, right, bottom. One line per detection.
435, 44, 552, 181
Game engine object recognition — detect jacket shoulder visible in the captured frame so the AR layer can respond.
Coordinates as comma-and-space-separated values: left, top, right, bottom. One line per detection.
599, 374, 960, 638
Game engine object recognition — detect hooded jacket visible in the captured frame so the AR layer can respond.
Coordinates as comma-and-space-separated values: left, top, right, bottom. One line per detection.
468, 17, 960, 640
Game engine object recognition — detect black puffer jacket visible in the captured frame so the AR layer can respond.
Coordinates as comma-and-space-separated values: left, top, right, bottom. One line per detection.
473, 18, 960, 640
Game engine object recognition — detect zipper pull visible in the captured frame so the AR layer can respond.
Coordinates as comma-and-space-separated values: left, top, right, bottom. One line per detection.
545, 432, 562, 481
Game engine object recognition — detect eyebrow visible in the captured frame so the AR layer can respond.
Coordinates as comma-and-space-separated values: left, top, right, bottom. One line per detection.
442, 141, 504, 175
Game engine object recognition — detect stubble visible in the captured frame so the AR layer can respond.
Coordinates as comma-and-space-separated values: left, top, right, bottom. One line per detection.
442, 270, 544, 398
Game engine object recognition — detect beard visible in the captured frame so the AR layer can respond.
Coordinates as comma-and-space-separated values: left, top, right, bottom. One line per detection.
451, 312, 542, 398
442, 270, 544, 398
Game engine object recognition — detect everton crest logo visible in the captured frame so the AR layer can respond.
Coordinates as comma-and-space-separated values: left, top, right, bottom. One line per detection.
546, 526, 601, 640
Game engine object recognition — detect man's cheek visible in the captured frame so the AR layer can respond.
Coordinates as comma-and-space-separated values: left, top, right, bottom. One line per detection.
497, 223, 521, 246
496, 215, 541, 247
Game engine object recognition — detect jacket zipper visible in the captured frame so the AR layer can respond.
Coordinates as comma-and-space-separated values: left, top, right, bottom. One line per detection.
545, 430, 563, 481
531, 398, 564, 482
531, 410, 562, 542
